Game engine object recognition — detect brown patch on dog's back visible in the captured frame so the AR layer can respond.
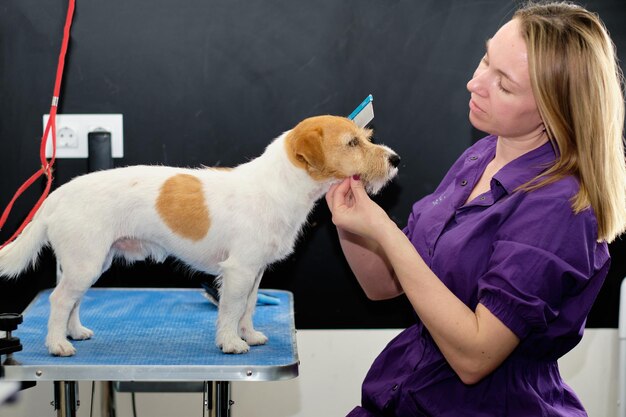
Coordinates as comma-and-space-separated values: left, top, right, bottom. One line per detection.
156, 174, 210, 241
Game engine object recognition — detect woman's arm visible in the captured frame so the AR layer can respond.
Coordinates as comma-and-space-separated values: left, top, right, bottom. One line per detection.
375, 222, 520, 384
335, 228, 404, 300
327, 177, 520, 384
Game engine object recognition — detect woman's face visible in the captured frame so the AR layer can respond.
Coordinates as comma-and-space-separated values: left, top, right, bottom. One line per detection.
466, 19, 544, 140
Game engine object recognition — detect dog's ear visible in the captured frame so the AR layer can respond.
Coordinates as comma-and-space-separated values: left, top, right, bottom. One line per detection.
292, 127, 325, 174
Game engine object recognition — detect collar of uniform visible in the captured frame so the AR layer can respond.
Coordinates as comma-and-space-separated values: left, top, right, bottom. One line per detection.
491, 139, 557, 196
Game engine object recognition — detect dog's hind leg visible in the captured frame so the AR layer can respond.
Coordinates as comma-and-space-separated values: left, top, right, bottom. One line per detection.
65, 251, 114, 342
46, 255, 106, 356
50, 247, 115, 353
46, 276, 92, 356
215, 258, 259, 354
67, 301, 94, 341
238, 271, 268, 346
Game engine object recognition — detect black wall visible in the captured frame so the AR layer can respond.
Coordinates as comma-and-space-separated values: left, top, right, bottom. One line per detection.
0, 0, 624, 329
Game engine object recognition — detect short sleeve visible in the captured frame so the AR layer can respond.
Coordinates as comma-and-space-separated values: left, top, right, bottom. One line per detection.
403, 208, 418, 240
477, 195, 604, 340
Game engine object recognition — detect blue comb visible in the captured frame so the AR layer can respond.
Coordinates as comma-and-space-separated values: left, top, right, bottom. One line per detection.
348, 94, 374, 128
200, 282, 281, 307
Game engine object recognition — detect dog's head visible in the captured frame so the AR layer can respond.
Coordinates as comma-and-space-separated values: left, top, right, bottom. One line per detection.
285, 115, 400, 194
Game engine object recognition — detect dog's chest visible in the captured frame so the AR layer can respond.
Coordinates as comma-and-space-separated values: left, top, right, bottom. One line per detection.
257, 206, 310, 262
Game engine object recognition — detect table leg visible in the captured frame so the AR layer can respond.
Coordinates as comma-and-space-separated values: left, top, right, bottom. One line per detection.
101, 381, 117, 417
53, 381, 79, 417
204, 381, 232, 417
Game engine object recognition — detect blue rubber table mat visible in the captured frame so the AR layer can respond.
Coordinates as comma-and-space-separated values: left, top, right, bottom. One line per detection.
4, 288, 298, 382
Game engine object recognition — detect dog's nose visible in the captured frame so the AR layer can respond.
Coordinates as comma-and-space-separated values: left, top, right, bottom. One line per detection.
389, 153, 401, 168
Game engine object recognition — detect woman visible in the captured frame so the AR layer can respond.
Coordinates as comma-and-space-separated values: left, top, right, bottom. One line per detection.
326, 2, 626, 416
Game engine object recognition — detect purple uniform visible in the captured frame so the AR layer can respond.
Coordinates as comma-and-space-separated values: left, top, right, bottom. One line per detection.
349, 135, 609, 416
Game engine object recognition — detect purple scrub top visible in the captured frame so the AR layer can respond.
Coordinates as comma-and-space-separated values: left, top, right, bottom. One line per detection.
349, 135, 610, 417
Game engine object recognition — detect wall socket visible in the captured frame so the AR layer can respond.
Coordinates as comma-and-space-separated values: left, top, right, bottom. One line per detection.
43, 114, 124, 158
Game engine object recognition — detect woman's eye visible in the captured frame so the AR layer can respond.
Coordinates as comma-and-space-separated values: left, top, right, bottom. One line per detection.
348, 137, 359, 147
498, 82, 511, 94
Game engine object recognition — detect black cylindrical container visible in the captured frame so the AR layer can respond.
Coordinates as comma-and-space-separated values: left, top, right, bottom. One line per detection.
88, 130, 113, 172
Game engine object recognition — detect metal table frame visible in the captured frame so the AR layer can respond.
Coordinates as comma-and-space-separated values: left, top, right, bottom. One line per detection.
2, 288, 299, 416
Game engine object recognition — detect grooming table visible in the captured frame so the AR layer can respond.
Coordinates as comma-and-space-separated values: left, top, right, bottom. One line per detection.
2, 288, 299, 416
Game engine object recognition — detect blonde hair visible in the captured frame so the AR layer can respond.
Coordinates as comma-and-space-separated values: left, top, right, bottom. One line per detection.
514, 1, 626, 242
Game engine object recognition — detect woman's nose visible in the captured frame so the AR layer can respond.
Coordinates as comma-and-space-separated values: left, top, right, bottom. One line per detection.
467, 69, 487, 96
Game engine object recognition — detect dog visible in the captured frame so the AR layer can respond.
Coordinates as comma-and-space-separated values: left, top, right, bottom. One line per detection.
0, 115, 400, 356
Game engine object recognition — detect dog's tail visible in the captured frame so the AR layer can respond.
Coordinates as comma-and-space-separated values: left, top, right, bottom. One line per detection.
0, 214, 48, 278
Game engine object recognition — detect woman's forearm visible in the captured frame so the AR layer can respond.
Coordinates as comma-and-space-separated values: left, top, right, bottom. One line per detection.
374, 220, 519, 384
337, 228, 404, 300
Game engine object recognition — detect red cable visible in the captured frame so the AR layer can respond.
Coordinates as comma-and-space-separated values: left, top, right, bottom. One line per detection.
0, 0, 75, 250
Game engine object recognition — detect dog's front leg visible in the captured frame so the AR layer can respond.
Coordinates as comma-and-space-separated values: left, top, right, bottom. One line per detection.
215, 259, 258, 354
238, 270, 268, 346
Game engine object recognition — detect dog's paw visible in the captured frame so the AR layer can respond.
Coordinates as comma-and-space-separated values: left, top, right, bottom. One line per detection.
68, 325, 94, 341
242, 329, 268, 346
217, 334, 250, 354
46, 338, 77, 357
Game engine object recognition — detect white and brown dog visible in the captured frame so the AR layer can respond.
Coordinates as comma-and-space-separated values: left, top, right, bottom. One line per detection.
0, 115, 399, 356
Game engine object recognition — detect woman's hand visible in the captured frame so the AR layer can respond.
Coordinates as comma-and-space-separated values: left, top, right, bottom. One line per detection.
325, 176, 395, 242
325, 176, 404, 300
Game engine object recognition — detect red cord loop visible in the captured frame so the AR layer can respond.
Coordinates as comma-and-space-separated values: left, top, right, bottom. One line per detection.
0, 0, 75, 250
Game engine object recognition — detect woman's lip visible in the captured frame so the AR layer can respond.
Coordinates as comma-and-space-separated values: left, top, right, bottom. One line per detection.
469, 99, 485, 113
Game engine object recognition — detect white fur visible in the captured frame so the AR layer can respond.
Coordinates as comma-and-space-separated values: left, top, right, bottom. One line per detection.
0, 116, 399, 355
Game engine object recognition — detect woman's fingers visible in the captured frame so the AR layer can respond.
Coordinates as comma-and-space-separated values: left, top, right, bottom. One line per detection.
349, 175, 368, 202
330, 178, 352, 208
325, 183, 339, 208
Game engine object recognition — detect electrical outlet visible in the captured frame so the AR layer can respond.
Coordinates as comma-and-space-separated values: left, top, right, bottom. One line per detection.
43, 114, 124, 158
57, 126, 78, 148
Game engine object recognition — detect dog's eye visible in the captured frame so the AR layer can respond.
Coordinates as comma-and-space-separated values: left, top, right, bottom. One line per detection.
348, 137, 359, 147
